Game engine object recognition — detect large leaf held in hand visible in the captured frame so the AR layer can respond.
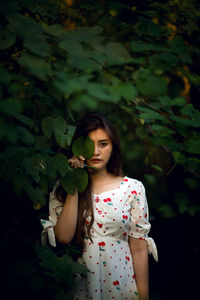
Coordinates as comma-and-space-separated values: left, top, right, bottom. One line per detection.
72, 136, 94, 159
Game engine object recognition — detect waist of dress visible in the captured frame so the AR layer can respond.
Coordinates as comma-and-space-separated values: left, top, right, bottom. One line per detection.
85, 236, 129, 243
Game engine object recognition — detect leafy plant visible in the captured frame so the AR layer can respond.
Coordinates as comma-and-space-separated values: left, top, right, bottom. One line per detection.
1, 0, 200, 298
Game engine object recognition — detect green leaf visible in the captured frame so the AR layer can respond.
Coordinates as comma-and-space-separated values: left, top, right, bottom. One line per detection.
149, 55, 171, 72
41, 116, 54, 139
173, 151, 186, 163
54, 132, 67, 148
170, 115, 200, 128
168, 38, 192, 64
68, 56, 101, 72
70, 94, 98, 111
135, 69, 168, 97
131, 41, 164, 52
152, 164, 163, 172
87, 83, 120, 102
60, 172, 76, 195
106, 42, 130, 59
0, 65, 14, 85
0, 98, 23, 115
58, 37, 85, 57
54, 153, 69, 177
72, 136, 94, 159
53, 117, 67, 148
181, 104, 200, 119
151, 136, 182, 151
184, 136, 200, 154
139, 111, 166, 122
23, 36, 51, 58
173, 97, 186, 107
66, 125, 76, 146
53, 117, 67, 134
159, 96, 172, 106
22, 157, 40, 183
115, 83, 138, 100
31, 154, 47, 175
7, 13, 43, 38
17, 127, 34, 145
0, 29, 16, 50
46, 158, 57, 179
74, 168, 88, 193
18, 53, 51, 81
151, 124, 175, 135
15, 114, 34, 128
35, 135, 51, 151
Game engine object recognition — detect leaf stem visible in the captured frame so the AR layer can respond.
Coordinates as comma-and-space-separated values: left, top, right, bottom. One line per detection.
79, 163, 97, 169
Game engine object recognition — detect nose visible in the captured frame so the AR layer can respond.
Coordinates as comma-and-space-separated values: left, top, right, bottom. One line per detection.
93, 143, 100, 156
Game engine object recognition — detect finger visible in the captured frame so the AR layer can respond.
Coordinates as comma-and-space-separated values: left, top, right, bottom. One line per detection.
79, 156, 85, 161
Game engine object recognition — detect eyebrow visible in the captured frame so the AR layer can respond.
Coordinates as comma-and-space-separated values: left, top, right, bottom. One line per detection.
98, 139, 109, 142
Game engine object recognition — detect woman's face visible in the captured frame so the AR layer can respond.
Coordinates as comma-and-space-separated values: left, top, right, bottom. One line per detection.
87, 128, 113, 171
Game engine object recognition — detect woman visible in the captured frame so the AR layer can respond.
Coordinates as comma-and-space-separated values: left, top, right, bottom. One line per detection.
41, 112, 158, 300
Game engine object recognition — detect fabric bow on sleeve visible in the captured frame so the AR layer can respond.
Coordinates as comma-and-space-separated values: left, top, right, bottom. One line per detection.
147, 237, 158, 262
40, 180, 62, 247
41, 219, 56, 247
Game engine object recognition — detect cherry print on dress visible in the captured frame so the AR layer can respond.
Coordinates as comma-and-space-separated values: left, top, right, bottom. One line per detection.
95, 197, 100, 203
98, 241, 106, 251
103, 198, 113, 206
97, 223, 103, 228
131, 190, 137, 195
113, 280, 121, 290
123, 232, 127, 240
125, 256, 130, 264
122, 215, 128, 223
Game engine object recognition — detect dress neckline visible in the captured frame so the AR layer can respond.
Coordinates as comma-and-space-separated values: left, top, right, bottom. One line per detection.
92, 176, 127, 196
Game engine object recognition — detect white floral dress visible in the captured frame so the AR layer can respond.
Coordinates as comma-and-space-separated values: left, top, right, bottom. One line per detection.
41, 176, 158, 300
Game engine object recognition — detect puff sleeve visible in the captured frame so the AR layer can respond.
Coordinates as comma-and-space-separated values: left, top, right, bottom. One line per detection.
40, 180, 63, 247
129, 181, 158, 261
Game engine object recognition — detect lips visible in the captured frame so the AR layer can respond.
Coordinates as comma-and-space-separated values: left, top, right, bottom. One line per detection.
90, 159, 102, 162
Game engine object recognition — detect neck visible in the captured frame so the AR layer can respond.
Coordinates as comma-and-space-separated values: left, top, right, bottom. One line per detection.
89, 168, 111, 185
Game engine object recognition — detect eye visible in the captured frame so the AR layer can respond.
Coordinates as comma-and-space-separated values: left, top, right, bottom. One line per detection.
100, 142, 108, 147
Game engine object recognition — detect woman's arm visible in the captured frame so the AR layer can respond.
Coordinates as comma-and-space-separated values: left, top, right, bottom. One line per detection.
53, 189, 78, 244
54, 155, 85, 244
129, 237, 149, 300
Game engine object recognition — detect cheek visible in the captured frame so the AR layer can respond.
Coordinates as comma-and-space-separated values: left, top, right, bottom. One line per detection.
105, 146, 113, 160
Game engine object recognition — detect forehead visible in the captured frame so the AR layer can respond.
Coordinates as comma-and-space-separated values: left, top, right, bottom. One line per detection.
88, 128, 111, 141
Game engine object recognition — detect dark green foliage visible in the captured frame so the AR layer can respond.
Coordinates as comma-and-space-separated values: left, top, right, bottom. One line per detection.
1, 0, 200, 299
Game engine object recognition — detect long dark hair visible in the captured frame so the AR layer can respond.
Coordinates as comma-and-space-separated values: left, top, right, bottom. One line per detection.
56, 112, 123, 257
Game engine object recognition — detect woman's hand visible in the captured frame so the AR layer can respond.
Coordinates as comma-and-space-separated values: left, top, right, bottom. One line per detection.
68, 155, 85, 169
